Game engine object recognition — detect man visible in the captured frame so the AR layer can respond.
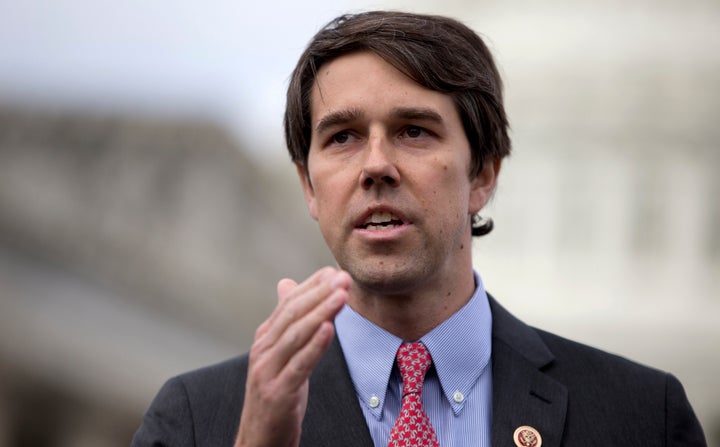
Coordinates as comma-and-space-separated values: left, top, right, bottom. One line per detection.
133, 11, 706, 447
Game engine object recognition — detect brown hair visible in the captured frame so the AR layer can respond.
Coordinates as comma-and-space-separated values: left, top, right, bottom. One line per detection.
284, 11, 511, 236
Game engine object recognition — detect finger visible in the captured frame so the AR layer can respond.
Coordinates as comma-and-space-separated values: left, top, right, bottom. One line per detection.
267, 269, 349, 345
277, 278, 298, 302
265, 268, 332, 330
254, 319, 271, 340
270, 285, 347, 377
260, 268, 344, 347
254, 278, 298, 341
277, 267, 335, 304
277, 320, 337, 389
254, 280, 347, 382
249, 268, 347, 374
253, 270, 326, 345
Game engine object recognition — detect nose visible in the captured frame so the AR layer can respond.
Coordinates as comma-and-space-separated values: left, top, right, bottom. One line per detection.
358, 136, 400, 190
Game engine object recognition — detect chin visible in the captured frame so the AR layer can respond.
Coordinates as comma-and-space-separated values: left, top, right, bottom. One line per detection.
344, 261, 430, 296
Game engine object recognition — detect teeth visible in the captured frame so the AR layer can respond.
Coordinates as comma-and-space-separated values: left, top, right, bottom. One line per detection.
363, 211, 401, 230
366, 211, 398, 224
366, 223, 399, 230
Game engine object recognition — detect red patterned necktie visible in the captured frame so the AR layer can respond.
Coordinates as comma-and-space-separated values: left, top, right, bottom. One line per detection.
388, 342, 440, 447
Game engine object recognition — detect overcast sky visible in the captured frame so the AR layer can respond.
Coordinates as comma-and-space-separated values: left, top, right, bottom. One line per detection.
1, 1, 718, 163
0, 0, 381, 160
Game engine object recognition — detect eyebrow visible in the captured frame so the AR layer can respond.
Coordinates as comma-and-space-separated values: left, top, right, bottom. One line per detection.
313, 106, 445, 135
315, 108, 365, 135
390, 107, 444, 125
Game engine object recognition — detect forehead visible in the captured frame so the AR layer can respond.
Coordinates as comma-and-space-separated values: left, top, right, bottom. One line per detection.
309, 51, 461, 128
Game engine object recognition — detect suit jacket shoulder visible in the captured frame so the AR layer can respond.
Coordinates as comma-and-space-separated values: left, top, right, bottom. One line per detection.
131, 355, 250, 447
131, 340, 373, 447
489, 296, 706, 446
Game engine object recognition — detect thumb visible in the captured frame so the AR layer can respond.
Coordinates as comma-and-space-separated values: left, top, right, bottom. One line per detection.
276, 278, 298, 303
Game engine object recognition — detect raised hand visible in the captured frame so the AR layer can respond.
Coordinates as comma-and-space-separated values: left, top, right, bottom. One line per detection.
234, 267, 351, 447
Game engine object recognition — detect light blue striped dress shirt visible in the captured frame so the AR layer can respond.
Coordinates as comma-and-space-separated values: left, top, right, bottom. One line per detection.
335, 272, 493, 447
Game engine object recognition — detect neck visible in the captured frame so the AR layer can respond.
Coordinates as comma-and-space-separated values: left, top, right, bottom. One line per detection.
346, 263, 476, 341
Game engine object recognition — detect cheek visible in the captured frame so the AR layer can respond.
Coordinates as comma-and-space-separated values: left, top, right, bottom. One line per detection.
442, 167, 472, 202
309, 168, 348, 216
419, 174, 468, 226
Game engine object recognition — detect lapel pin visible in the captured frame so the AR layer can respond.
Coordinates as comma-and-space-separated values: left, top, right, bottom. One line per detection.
513, 425, 542, 447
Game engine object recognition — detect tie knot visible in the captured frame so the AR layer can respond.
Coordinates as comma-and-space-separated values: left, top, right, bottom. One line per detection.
396, 342, 432, 395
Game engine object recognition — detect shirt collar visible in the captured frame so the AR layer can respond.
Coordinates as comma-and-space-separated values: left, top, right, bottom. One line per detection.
335, 271, 492, 418
335, 302, 402, 419
420, 272, 492, 414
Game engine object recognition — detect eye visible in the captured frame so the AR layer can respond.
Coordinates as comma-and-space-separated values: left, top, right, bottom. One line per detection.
331, 131, 352, 145
403, 126, 427, 138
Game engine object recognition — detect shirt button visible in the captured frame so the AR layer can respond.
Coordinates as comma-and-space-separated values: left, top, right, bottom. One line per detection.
453, 391, 465, 403
369, 395, 380, 408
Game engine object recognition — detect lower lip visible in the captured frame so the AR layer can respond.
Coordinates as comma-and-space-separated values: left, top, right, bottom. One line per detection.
354, 223, 411, 240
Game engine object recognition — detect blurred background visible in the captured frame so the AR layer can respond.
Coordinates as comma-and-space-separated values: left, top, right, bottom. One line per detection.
0, 0, 718, 445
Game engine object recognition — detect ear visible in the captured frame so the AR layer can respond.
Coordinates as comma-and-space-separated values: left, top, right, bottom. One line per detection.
295, 162, 318, 221
469, 159, 502, 215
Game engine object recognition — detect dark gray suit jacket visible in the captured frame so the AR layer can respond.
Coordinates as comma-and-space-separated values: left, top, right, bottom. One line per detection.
132, 298, 706, 446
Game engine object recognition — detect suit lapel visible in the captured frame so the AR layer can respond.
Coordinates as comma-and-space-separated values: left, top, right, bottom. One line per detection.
301, 336, 374, 447
489, 297, 568, 447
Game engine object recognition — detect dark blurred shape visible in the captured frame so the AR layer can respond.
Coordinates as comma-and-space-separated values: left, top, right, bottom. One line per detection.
0, 105, 333, 446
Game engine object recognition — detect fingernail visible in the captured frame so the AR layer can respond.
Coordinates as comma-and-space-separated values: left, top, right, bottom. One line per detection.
326, 291, 343, 309
320, 268, 334, 281
330, 271, 348, 289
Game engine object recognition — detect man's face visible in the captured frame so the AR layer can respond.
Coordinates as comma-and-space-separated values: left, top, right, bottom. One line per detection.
298, 51, 498, 295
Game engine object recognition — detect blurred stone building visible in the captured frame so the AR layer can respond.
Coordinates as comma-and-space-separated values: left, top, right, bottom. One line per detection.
0, 107, 333, 446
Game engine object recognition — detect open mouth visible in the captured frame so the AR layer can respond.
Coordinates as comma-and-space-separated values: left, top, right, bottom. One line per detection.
359, 211, 406, 230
